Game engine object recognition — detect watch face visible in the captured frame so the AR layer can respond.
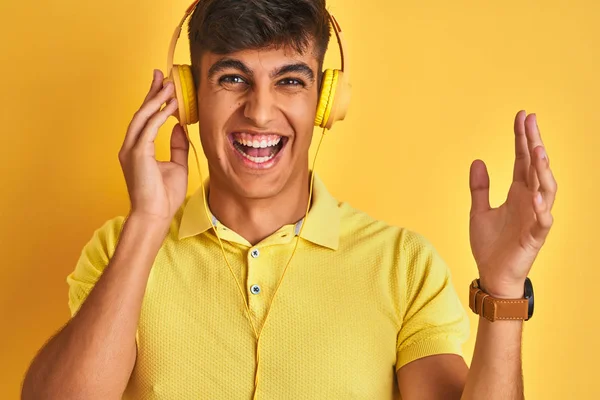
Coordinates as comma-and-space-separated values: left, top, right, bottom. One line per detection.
524, 277, 534, 319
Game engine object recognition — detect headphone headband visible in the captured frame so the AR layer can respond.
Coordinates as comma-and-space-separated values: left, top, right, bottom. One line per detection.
167, 0, 348, 78
167, 0, 199, 71
327, 14, 347, 75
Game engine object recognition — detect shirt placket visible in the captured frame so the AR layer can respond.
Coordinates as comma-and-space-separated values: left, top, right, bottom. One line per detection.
246, 226, 296, 333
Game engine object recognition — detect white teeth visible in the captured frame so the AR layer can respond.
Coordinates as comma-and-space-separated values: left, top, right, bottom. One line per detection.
234, 135, 282, 148
238, 151, 276, 164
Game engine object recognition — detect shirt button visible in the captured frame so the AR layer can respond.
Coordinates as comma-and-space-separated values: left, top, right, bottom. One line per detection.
250, 248, 260, 258
250, 284, 261, 295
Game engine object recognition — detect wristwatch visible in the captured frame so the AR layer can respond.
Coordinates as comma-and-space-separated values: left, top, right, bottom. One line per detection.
469, 278, 534, 322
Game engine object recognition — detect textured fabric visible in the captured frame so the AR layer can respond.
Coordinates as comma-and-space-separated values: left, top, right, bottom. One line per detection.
66, 174, 469, 399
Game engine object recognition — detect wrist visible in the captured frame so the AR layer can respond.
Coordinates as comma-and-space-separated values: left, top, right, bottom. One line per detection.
127, 212, 172, 228
478, 277, 525, 299
124, 213, 172, 241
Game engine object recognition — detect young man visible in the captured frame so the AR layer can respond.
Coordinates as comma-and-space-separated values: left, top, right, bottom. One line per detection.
22, 0, 557, 399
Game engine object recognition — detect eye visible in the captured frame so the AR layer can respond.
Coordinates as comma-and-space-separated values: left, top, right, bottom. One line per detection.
277, 78, 306, 87
219, 75, 248, 86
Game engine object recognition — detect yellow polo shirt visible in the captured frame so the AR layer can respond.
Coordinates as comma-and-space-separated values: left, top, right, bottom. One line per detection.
67, 174, 469, 399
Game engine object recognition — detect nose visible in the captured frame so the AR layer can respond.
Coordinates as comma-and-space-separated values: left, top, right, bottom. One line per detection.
243, 85, 276, 128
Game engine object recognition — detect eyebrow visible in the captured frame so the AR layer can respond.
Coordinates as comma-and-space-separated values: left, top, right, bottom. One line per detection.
207, 58, 253, 80
207, 58, 315, 83
271, 63, 315, 83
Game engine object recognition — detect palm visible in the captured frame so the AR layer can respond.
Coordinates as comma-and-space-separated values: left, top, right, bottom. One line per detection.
468, 111, 557, 295
125, 122, 190, 221
470, 181, 539, 284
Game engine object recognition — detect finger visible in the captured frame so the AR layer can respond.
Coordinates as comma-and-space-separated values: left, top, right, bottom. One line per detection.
530, 189, 554, 243
469, 159, 491, 217
532, 145, 558, 211
141, 69, 164, 106
170, 124, 190, 168
512, 110, 529, 183
138, 97, 179, 144
123, 82, 175, 151
525, 113, 544, 191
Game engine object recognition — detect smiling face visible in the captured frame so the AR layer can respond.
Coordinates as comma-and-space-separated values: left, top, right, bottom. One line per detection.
196, 43, 321, 200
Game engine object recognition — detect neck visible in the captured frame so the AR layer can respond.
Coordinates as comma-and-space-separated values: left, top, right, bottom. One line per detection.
207, 170, 311, 246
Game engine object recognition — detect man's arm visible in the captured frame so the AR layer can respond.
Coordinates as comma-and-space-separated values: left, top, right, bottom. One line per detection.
462, 317, 524, 398
397, 355, 468, 399
397, 316, 523, 400
398, 111, 555, 399
22, 69, 188, 400
21, 215, 169, 400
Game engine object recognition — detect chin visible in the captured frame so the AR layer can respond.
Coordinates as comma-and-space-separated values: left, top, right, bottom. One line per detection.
228, 164, 293, 200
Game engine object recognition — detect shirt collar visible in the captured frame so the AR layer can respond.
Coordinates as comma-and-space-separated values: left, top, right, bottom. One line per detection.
177, 172, 340, 250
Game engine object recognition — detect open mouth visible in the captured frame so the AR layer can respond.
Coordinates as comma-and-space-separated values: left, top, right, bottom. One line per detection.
230, 132, 288, 164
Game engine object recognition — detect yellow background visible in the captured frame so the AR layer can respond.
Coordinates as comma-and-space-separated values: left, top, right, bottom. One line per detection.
1, 0, 597, 398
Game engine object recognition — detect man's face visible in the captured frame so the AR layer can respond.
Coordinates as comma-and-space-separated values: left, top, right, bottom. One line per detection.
196, 42, 320, 200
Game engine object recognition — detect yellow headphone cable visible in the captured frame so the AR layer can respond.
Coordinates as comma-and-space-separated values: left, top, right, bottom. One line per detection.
181, 123, 327, 398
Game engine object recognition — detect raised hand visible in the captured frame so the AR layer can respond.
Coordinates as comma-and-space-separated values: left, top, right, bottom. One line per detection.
119, 69, 190, 223
468, 111, 557, 298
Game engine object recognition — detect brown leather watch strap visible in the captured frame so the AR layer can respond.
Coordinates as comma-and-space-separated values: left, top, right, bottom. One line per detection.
469, 279, 530, 322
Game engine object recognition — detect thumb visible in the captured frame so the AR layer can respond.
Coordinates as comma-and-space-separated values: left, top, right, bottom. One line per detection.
170, 123, 190, 168
469, 159, 491, 217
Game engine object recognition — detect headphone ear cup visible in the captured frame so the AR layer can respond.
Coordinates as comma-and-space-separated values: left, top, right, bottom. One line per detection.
315, 69, 338, 128
170, 64, 198, 125
327, 69, 351, 129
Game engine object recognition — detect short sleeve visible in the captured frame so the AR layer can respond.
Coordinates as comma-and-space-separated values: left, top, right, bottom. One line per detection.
66, 216, 126, 317
395, 230, 470, 371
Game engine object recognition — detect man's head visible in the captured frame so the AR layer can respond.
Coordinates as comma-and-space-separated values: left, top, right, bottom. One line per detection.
186, 0, 331, 201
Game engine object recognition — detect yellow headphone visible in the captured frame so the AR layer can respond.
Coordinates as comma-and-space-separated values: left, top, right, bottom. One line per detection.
163, 0, 351, 130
